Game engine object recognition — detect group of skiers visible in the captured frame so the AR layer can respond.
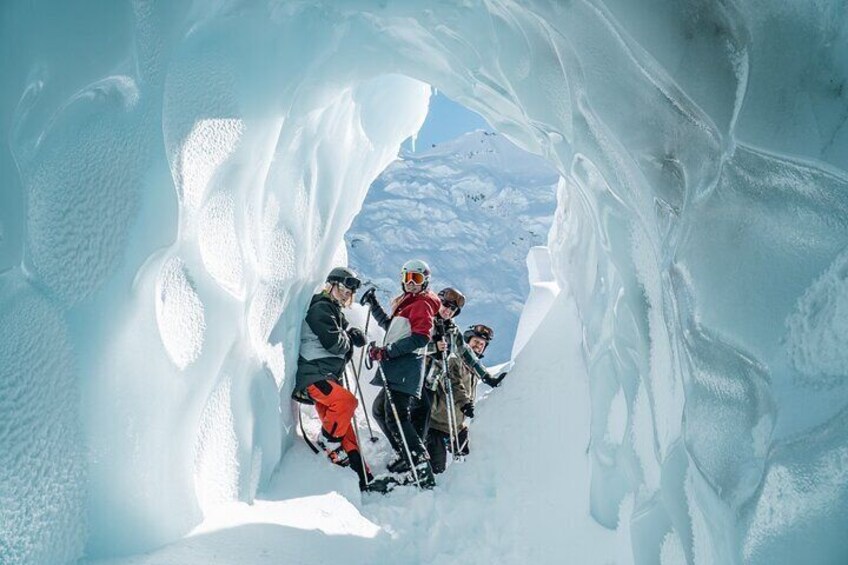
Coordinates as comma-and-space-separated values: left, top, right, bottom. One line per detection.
292, 260, 508, 493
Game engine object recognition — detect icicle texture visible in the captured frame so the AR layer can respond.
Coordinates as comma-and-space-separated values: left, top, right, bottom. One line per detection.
1, 1, 847, 563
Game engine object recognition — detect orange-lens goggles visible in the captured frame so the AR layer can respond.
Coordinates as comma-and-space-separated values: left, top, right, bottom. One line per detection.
402, 271, 427, 285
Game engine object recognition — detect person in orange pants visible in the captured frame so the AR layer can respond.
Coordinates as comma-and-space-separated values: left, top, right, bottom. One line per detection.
307, 378, 359, 456
292, 267, 383, 492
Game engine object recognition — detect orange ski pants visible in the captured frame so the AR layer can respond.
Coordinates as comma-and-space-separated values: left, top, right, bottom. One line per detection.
307, 378, 360, 454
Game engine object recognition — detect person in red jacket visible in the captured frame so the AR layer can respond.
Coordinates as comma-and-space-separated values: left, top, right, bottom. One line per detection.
361, 259, 441, 488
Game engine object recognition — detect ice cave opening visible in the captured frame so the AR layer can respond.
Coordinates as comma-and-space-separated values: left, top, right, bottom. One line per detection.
3, 2, 848, 564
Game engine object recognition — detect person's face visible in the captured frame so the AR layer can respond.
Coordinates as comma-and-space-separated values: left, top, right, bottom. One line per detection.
404, 280, 424, 294
469, 336, 487, 355
331, 283, 354, 304
438, 303, 457, 319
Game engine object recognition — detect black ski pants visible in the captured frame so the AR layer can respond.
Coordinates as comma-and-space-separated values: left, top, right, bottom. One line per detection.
410, 387, 434, 441
426, 427, 469, 474
372, 388, 427, 462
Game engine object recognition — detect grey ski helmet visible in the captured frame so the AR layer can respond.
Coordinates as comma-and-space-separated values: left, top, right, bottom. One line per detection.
326, 267, 361, 291
401, 259, 431, 289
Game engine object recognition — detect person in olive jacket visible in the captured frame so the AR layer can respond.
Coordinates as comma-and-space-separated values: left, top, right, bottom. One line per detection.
293, 267, 372, 490
427, 323, 507, 474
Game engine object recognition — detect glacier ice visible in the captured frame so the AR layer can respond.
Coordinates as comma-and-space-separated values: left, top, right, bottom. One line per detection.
2, 0, 848, 563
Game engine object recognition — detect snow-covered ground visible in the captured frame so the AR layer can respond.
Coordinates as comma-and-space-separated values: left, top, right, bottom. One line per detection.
346, 129, 560, 365
91, 290, 623, 565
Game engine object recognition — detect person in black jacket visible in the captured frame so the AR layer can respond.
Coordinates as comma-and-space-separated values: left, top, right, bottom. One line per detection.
293, 267, 374, 491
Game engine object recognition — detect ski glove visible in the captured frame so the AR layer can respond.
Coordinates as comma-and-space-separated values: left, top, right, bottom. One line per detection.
359, 287, 377, 307
367, 344, 388, 362
461, 403, 475, 418
482, 371, 507, 388
347, 327, 367, 348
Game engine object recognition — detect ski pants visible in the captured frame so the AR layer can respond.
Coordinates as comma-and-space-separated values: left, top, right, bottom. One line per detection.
411, 387, 434, 441
307, 378, 360, 454
372, 388, 428, 461
426, 427, 469, 474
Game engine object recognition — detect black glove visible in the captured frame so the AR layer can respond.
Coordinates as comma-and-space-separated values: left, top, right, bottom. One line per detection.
461, 403, 475, 418
359, 287, 377, 307
482, 371, 507, 388
347, 327, 367, 347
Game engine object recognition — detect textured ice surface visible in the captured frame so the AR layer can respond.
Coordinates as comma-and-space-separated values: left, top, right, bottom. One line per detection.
2, 0, 848, 563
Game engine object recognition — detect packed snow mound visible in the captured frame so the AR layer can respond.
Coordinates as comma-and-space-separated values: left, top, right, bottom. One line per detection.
346, 129, 560, 364
2, 1, 848, 564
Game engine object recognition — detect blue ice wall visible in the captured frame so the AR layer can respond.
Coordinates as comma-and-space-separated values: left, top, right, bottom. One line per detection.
2, 1, 847, 563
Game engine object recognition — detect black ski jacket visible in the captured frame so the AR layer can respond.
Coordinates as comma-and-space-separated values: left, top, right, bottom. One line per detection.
293, 292, 353, 401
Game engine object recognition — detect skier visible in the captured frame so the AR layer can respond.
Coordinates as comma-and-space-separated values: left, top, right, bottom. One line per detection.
387, 287, 465, 474
360, 259, 441, 488
292, 267, 377, 492
427, 322, 508, 474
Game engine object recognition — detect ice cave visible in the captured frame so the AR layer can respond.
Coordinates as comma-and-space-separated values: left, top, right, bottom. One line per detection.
2, 1, 847, 563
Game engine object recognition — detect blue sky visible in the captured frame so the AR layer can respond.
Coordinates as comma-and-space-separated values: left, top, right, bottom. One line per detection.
402, 90, 490, 153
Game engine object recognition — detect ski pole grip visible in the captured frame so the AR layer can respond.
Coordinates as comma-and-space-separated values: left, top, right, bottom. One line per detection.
364, 341, 375, 370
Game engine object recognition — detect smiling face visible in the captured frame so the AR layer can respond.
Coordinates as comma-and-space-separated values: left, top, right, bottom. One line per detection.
438, 303, 457, 319
468, 336, 487, 355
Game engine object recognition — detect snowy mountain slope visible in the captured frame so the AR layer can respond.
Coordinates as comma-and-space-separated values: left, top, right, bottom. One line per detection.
346, 130, 560, 364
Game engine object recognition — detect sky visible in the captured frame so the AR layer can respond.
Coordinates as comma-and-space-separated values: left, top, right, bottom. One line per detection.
402, 90, 490, 153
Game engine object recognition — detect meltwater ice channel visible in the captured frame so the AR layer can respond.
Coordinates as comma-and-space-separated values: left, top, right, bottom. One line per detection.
2, 1, 847, 563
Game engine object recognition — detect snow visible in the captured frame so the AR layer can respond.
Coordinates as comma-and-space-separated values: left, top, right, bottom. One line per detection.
3, 1, 848, 564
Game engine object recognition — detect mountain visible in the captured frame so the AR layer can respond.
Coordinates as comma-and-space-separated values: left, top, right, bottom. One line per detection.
346, 129, 560, 364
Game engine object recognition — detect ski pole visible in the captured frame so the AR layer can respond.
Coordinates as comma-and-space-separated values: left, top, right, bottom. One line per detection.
351, 305, 378, 442
348, 359, 378, 442
439, 337, 461, 457
342, 366, 372, 487
444, 374, 461, 457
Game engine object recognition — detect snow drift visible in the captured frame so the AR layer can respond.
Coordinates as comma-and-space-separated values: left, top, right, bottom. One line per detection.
2, 1, 848, 563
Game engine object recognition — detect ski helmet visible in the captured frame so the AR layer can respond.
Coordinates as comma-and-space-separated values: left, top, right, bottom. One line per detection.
401, 259, 431, 289
438, 287, 466, 315
463, 323, 494, 344
326, 267, 361, 291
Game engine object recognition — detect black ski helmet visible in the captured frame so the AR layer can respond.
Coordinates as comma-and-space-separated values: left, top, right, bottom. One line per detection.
326, 267, 361, 291
438, 287, 466, 315
463, 324, 494, 344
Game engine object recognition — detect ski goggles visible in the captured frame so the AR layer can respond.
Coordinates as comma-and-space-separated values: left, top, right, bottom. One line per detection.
440, 299, 461, 313
402, 271, 427, 285
468, 324, 494, 342
334, 277, 361, 292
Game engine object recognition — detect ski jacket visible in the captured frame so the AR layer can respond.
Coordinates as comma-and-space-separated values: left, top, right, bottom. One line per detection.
368, 290, 441, 398
428, 321, 490, 434
294, 292, 354, 401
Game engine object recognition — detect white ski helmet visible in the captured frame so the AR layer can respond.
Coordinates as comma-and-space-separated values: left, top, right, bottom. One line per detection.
401, 259, 431, 289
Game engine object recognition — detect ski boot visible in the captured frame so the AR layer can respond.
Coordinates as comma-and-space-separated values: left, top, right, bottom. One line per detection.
316, 437, 349, 467
361, 474, 399, 494
403, 453, 436, 490
387, 455, 411, 474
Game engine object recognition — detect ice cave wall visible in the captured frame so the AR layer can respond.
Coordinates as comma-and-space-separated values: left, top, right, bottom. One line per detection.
2, 0, 848, 563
